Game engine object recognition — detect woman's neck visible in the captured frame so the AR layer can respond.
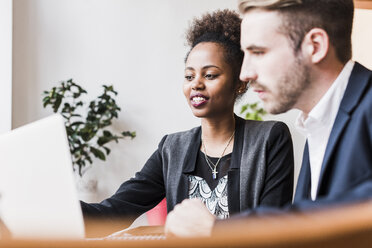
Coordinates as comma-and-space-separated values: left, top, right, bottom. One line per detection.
200, 114, 235, 157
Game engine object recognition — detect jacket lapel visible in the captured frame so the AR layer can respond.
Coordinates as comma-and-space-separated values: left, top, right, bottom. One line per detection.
227, 116, 244, 214
294, 142, 311, 202
177, 127, 201, 204
177, 117, 243, 213
317, 62, 372, 196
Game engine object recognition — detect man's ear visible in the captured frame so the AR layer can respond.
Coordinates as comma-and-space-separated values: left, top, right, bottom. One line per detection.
302, 28, 329, 64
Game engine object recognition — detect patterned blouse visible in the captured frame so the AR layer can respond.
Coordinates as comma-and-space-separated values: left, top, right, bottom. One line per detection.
188, 175, 229, 219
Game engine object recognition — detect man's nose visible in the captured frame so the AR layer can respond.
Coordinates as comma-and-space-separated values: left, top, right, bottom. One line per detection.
240, 56, 257, 83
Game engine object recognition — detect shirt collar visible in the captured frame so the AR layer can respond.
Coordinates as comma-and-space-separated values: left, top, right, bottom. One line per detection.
295, 60, 355, 135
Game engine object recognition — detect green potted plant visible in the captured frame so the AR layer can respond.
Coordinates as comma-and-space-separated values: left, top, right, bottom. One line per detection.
240, 101, 267, 121
42, 79, 135, 176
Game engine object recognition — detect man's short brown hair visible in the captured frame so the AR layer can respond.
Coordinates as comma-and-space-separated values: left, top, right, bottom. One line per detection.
239, 0, 354, 63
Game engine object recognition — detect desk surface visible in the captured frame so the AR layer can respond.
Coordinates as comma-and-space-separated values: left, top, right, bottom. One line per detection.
2, 201, 372, 248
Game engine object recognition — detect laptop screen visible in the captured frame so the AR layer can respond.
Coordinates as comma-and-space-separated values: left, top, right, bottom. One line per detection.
0, 114, 85, 239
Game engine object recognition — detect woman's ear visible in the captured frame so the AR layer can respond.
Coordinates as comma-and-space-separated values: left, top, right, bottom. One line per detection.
301, 28, 329, 64
236, 80, 249, 95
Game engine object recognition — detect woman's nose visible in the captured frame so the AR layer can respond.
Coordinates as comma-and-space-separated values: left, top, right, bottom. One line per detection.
191, 76, 205, 90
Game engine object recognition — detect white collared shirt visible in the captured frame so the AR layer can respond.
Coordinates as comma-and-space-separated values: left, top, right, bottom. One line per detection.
295, 60, 355, 200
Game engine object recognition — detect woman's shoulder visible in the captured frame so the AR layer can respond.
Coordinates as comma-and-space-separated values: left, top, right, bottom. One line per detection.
158, 126, 201, 148
167, 126, 201, 139
238, 116, 289, 131
237, 117, 291, 140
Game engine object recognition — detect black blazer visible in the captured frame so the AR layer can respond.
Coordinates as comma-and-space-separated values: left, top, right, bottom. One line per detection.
81, 117, 294, 225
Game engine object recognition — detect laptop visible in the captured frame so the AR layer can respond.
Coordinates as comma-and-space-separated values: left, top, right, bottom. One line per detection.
0, 114, 85, 239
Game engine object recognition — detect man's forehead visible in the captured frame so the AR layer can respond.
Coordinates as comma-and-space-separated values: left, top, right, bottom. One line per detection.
242, 8, 282, 25
240, 10, 288, 48
241, 10, 282, 37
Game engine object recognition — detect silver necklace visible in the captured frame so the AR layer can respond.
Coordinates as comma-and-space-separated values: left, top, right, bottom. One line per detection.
201, 131, 235, 180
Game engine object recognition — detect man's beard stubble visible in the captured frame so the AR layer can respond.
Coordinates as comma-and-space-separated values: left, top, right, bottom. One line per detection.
264, 56, 311, 115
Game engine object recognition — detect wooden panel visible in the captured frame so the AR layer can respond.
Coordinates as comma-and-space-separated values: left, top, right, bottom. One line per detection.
355, 0, 372, 9
2, 201, 372, 247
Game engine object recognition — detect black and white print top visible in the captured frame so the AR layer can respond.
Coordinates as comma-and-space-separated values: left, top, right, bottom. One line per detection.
188, 175, 229, 219
188, 150, 231, 219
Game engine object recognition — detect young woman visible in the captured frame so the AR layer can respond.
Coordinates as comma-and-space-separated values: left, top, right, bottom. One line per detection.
81, 9, 294, 226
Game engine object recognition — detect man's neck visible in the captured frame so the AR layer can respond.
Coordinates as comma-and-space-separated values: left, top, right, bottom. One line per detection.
296, 60, 346, 115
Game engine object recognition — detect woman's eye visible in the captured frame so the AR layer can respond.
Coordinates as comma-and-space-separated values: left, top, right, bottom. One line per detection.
185, 75, 194, 81
205, 74, 217, 80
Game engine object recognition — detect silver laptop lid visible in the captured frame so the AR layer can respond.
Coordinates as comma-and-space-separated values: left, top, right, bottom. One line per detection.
0, 114, 85, 239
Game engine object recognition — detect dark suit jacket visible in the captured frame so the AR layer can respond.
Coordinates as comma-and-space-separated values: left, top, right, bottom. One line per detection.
81, 117, 294, 225
225, 62, 372, 224
293, 62, 372, 207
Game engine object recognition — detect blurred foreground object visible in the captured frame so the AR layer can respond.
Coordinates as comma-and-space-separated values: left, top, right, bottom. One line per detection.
2, 201, 372, 247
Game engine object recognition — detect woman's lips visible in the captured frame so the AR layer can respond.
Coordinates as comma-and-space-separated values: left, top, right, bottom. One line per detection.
190, 94, 209, 107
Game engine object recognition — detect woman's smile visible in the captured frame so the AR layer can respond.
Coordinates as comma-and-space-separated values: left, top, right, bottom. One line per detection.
190, 93, 209, 107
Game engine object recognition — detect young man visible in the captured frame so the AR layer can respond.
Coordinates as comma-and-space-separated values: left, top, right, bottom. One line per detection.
165, 0, 372, 237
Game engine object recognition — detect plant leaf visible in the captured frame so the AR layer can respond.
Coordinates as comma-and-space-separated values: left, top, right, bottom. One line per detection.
240, 104, 248, 114
103, 146, 111, 155
90, 147, 106, 161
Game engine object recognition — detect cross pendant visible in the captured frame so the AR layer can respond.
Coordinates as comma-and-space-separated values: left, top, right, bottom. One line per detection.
212, 169, 218, 180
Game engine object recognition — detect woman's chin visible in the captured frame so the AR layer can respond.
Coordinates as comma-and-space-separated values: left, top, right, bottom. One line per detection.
190, 109, 207, 118
192, 113, 206, 119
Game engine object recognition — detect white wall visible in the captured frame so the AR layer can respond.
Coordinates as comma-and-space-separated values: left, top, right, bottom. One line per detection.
13, 0, 250, 202
352, 9, 372, 69
0, 0, 12, 134
12, 1, 372, 203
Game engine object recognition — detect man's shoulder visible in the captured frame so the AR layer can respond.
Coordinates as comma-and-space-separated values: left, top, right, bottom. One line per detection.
341, 62, 372, 114
355, 85, 372, 115
352, 63, 372, 110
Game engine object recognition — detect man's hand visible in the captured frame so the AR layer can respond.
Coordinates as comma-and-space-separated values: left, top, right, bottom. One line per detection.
165, 198, 216, 237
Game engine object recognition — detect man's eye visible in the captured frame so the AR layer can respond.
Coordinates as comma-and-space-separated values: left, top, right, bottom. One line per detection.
185, 75, 194, 81
252, 50, 264, 55
205, 74, 217, 80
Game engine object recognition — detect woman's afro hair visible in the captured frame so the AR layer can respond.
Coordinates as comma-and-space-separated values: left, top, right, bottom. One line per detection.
185, 9, 241, 49
185, 9, 246, 98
